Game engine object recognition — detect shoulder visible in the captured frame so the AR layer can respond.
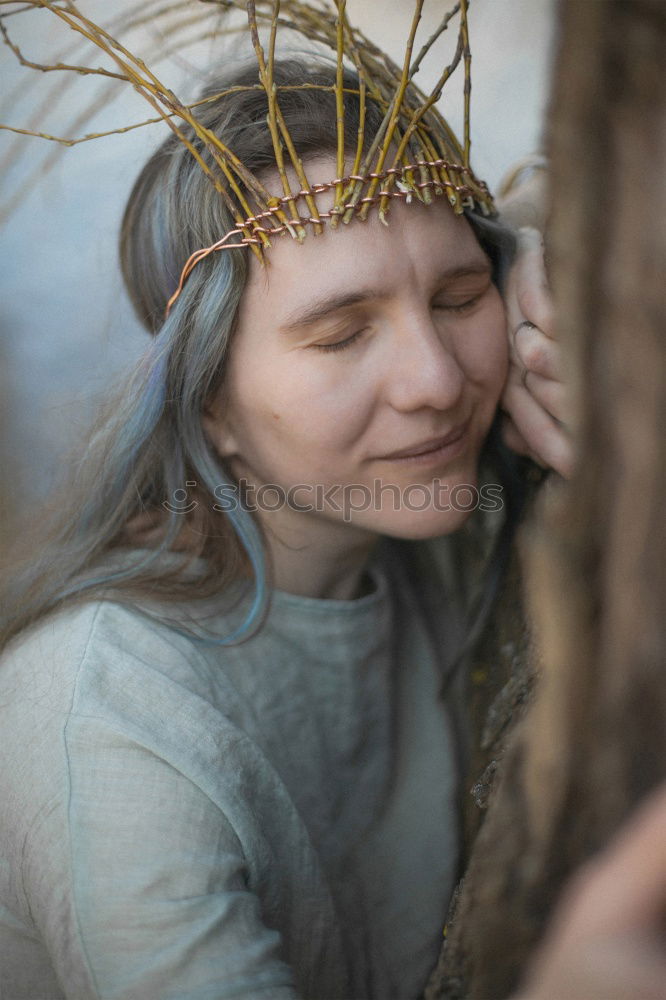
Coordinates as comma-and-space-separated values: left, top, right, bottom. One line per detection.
0, 604, 309, 997
0, 597, 270, 852
0, 598, 237, 797
0, 598, 208, 710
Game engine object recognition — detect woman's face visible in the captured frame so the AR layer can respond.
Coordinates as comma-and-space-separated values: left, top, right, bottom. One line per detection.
206, 166, 508, 546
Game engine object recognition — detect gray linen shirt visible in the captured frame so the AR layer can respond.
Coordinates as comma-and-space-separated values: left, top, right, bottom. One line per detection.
0, 537, 474, 1000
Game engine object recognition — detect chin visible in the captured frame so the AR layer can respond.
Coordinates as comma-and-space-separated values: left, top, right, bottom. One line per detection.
333, 462, 500, 540
376, 504, 477, 541
347, 493, 480, 541
381, 464, 489, 539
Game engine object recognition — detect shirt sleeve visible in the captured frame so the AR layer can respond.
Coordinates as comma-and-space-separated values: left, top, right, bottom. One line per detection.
23, 711, 301, 1000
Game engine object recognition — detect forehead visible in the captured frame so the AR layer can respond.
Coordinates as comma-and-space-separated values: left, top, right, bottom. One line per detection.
242, 157, 487, 319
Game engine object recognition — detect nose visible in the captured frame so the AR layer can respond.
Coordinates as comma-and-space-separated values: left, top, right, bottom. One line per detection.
383, 307, 465, 414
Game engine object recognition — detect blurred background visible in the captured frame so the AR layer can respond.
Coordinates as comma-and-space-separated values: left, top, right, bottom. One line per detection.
0, 0, 556, 540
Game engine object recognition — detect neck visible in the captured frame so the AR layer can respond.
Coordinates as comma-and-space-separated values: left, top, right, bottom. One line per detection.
261, 515, 379, 601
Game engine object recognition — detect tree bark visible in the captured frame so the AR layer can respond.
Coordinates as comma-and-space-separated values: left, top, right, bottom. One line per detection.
426, 0, 666, 996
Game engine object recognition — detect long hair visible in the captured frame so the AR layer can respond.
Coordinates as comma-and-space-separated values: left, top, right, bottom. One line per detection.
0, 59, 518, 652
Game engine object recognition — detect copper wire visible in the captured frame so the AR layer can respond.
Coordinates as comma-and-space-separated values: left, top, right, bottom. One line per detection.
165, 159, 491, 317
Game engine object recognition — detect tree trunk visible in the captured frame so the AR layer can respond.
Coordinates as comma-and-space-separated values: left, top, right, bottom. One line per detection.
426, 0, 666, 996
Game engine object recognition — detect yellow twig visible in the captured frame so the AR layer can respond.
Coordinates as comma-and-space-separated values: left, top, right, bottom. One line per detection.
460, 0, 471, 166
409, 3, 460, 80
334, 0, 346, 212
362, 0, 424, 221
0, 19, 127, 81
388, 23, 466, 208
247, 0, 305, 239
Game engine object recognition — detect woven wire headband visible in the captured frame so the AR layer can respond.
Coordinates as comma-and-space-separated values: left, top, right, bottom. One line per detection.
166, 156, 491, 314
0, 0, 496, 317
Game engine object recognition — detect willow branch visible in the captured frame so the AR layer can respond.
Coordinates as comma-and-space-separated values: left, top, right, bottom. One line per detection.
362, 0, 424, 221
409, 2, 460, 80
247, 0, 304, 238
460, 0, 471, 165
333, 0, 346, 209
388, 23, 466, 197
0, 18, 127, 80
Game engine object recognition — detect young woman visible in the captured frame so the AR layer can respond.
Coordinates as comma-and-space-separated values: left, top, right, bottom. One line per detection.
4, 57, 659, 1000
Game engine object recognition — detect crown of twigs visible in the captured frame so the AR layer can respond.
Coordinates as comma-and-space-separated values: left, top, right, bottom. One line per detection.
0, 0, 494, 309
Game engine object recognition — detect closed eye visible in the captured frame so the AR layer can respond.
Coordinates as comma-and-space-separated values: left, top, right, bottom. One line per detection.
311, 328, 367, 353
432, 274, 493, 315
432, 293, 484, 314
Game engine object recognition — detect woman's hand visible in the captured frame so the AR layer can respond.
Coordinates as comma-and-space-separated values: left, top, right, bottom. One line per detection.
500, 226, 575, 478
515, 785, 666, 1000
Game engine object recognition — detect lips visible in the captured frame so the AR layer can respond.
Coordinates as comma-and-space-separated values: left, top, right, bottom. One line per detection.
377, 419, 470, 461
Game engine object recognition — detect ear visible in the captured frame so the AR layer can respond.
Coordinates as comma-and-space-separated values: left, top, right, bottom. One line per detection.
202, 396, 239, 460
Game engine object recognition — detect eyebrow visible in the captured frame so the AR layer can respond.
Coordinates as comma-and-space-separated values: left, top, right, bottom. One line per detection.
279, 262, 493, 333
280, 289, 379, 333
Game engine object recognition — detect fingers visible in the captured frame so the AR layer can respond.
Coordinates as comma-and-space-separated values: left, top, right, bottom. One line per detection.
513, 321, 561, 382
515, 227, 554, 336
506, 227, 554, 340
501, 378, 573, 478
520, 371, 569, 424
517, 786, 666, 1000
510, 321, 569, 422
502, 227, 575, 475
495, 165, 549, 232
565, 785, 666, 935
523, 938, 666, 1000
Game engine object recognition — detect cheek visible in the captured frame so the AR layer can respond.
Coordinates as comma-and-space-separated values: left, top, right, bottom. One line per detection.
458, 297, 508, 395
225, 344, 376, 463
